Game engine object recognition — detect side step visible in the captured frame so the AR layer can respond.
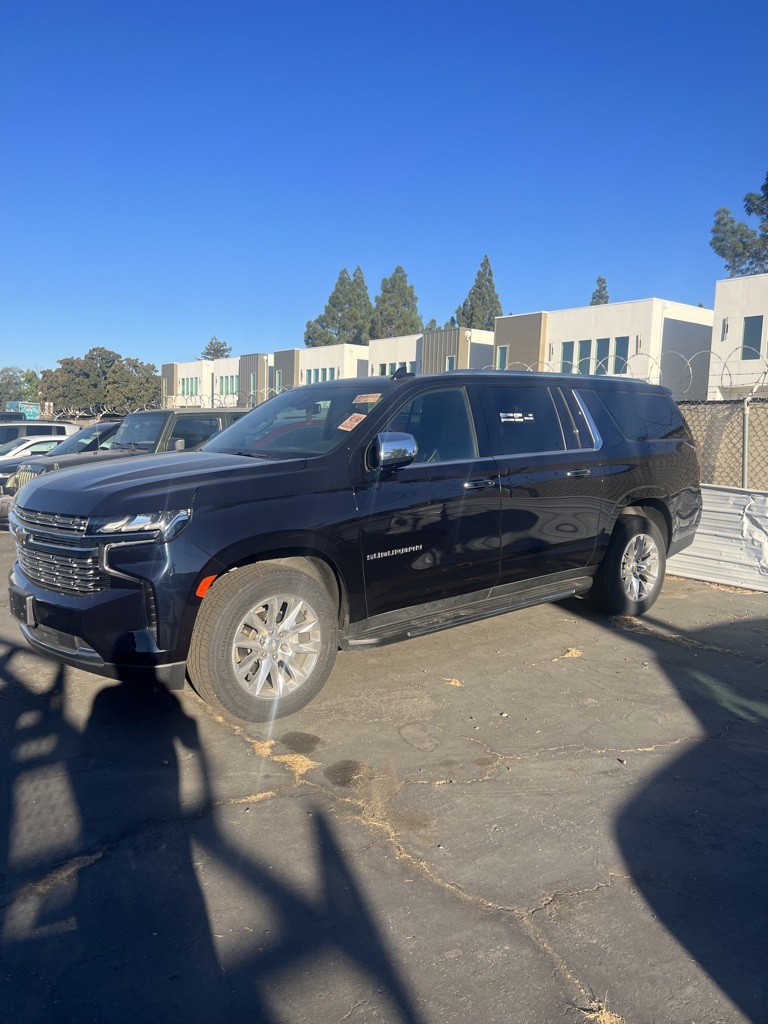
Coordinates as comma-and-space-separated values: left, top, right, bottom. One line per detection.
342, 576, 593, 649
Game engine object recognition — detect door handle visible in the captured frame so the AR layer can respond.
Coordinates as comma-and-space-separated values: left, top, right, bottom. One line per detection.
463, 478, 498, 490
566, 468, 592, 478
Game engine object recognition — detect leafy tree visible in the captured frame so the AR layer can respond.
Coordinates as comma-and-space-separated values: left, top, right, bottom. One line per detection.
105, 358, 161, 412
710, 171, 768, 276
423, 318, 440, 332
0, 366, 40, 409
200, 337, 232, 360
371, 266, 422, 338
590, 276, 609, 305
455, 255, 503, 330
304, 267, 373, 346
39, 347, 159, 415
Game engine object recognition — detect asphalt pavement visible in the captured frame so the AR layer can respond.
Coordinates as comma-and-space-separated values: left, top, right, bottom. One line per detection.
1, 527, 767, 1024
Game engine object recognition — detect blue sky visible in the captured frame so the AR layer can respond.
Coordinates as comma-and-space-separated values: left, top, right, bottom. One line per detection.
1, 0, 766, 371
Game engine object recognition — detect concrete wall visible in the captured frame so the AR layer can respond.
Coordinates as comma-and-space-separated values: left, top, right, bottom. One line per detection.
709, 273, 768, 399
369, 335, 422, 376
297, 343, 370, 384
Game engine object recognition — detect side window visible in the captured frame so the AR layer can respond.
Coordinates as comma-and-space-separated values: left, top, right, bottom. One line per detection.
482, 385, 567, 456
383, 387, 477, 464
171, 416, 221, 448
561, 390, 597, 449
591, 390, 687, 440
28, 425, 61, 436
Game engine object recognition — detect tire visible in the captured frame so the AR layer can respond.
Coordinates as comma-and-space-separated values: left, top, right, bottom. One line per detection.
586, 515, 666, 616
188, 563, 339, 722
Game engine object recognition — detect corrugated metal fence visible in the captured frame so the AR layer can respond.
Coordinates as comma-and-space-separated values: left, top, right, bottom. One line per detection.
667, 485, 768, 593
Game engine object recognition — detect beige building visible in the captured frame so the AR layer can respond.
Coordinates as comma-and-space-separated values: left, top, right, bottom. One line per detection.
494, 299, 714, 400
708, 272, 768, 399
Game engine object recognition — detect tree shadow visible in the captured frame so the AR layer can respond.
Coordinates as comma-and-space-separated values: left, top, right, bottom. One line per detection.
0, 647, 424, 1024
562, 597, 768, 1022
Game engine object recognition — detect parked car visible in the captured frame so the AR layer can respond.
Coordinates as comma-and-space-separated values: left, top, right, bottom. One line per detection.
0, 420, 123, 524
0, 421, 77, 445
7, 372, 701, 722
2, 408, 249, 505
0, 437, 63, 494
0, 435, 65, 462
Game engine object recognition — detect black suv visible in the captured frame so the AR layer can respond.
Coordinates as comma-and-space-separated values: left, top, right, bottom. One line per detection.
7, 372, 701, 722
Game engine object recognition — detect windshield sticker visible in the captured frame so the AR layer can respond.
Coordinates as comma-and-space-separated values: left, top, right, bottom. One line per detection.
353, 393, 381, 404
337, 413, 366, 432
500, 412, 534, 423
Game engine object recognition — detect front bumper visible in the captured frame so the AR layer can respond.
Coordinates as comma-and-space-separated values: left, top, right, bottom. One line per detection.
7, 539, 198, 690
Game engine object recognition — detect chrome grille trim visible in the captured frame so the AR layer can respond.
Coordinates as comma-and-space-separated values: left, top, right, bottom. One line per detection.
11, 504, 109, 594
14, 507, 88, 533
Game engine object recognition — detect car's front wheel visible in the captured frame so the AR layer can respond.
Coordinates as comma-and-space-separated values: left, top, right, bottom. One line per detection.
587, 514, 666, 616
188, 563, 339, 722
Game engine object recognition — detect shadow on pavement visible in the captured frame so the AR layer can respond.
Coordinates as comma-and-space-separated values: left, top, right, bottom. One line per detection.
0, 646, 424, 1024
564, 598, 768, 1023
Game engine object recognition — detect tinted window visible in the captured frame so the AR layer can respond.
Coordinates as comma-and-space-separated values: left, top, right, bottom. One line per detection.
27, 424, 63, 435
384, 387, 477, 464
591, 389, 687, 440
170, 416, 221, 448
482, 385, 567, 455
112, 414, 169, 450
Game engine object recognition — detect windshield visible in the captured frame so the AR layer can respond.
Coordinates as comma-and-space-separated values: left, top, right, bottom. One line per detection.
0, 438, 26, 455
111, 413, 167, 450
46, 421, 121, 456
204, 385, 388, 458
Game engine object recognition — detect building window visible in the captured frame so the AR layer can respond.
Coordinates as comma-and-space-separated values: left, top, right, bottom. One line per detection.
614, 337, 629, 374
445, 355, 455, 371
595, 338, 610, 375
742, 315, 763, 360
388, 362, 396, 375
329, 368, 335, 380
577, 340, 591, 375
721, 318, 729, 343
321, 368, 327, 381
561, 341, 574, 373
496, 345, 508, 370
379, 363, 386, 375
408, 361, 417, 374
275, 369, 283, 392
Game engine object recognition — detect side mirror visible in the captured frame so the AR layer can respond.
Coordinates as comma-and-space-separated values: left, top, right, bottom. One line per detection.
168, 438, 185, 451
372, 431, 418, 470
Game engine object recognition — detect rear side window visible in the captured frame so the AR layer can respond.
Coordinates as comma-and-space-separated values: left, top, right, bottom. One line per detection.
482, 385, 569, 455
589, 389, 688, 440
27, 424, 64, 436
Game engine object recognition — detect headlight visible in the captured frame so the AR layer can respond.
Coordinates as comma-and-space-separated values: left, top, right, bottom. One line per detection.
88, 509, 191, 541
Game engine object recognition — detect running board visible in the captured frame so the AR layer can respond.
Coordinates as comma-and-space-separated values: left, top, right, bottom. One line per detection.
342, 575, 594, 649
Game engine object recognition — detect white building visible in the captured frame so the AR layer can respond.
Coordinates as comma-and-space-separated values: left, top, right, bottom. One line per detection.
708, 272, 768, 399
493, 299, 714, 400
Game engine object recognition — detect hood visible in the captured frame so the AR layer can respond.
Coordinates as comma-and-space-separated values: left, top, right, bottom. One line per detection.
15, 450, 307, 518
17, 448, 141, 474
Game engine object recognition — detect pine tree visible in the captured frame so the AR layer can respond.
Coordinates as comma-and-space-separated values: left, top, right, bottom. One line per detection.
455, 255, 503, 330
590, 276, 609, 305
304, 267, 373, 346
371, 267, 422, 338
201, 337, 232, 360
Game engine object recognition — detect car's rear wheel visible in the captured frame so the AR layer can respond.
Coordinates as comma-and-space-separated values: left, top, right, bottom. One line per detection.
188, 563, 338, 722
587, 514, 666, 616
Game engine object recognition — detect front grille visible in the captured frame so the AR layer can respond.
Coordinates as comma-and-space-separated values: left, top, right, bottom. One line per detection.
12, 467, 44, 491
14, 506, 88, 533
11, 505, 109, 594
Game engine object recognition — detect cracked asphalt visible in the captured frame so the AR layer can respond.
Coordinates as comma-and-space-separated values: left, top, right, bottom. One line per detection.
1, 527, 767, 1024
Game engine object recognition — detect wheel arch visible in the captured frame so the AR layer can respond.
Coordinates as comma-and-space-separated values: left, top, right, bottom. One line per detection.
618, 499, 671, 549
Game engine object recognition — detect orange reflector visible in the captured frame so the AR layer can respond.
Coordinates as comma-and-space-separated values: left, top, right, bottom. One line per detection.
196, 575, 218, 598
